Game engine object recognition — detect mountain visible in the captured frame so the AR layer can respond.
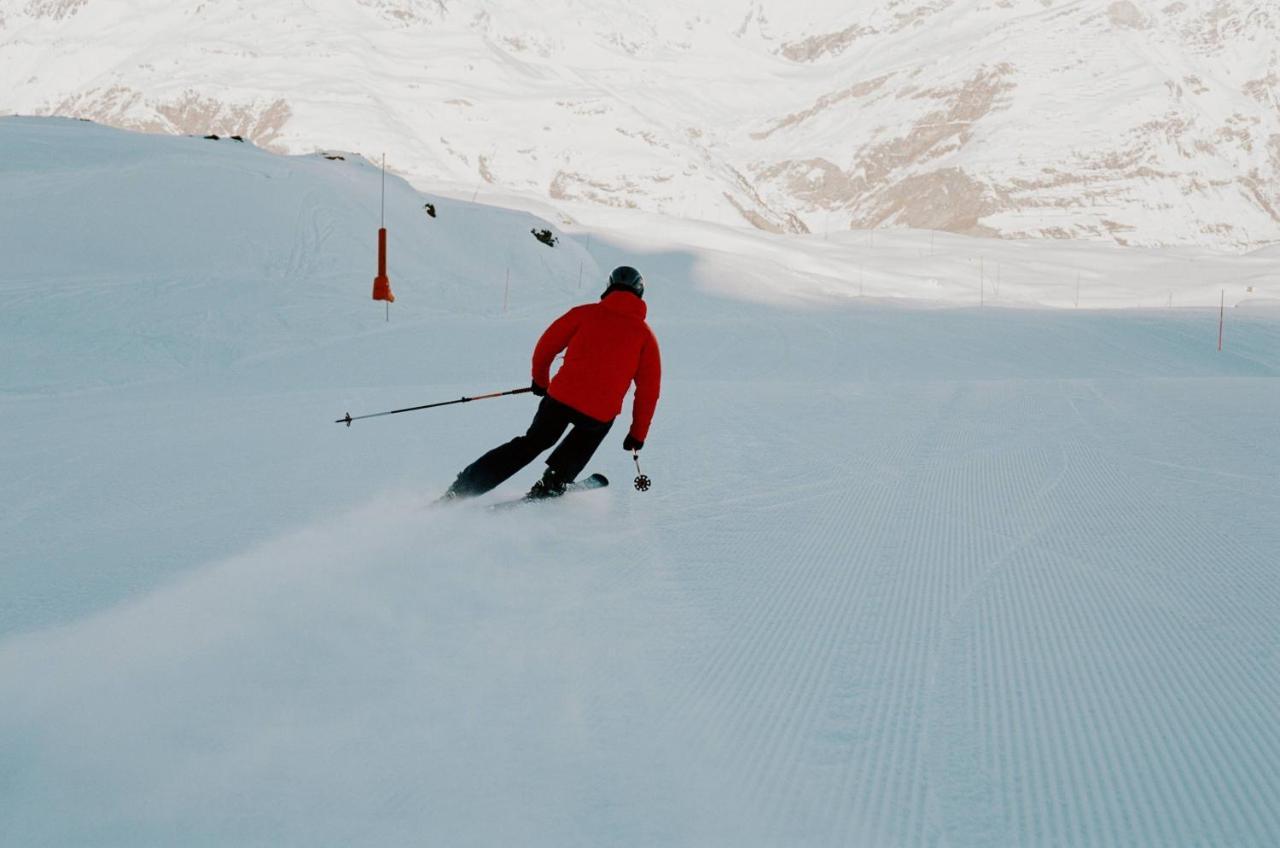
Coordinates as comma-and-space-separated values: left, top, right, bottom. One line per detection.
2, 0, 1278, 249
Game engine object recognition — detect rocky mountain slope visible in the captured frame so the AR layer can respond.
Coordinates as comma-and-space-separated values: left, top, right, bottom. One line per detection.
2, 0, 1277, 249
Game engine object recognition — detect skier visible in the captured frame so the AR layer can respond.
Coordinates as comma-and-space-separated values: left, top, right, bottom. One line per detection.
444, 265, 661, 500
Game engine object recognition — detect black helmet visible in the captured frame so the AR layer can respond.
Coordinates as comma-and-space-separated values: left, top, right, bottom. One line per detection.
603, 265, 644, 300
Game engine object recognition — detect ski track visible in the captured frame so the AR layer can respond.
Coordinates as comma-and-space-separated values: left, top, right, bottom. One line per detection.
4, 316, 1279, 846
641, 371, 1280, 846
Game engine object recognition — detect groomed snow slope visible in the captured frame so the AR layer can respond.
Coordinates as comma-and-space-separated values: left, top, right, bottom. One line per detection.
2, 118, 1279, 846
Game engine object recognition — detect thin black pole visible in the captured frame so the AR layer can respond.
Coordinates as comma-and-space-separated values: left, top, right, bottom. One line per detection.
382, 154, 388, 323
1218, 289, 1225, 351
336, 387, 532, 426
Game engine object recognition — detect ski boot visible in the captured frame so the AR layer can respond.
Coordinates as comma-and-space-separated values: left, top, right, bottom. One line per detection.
526, 467, 568, 500
437, 473, 478, 504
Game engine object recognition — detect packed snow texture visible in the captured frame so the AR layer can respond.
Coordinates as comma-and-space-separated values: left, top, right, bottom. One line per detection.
2, 118, 1279, 846
1, 0, 1278, 248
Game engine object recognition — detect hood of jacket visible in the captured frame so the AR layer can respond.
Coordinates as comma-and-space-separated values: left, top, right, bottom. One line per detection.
601, 290, 647, 321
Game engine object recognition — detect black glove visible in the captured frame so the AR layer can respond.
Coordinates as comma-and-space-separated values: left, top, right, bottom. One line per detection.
530, 381, 547, 397
623, 433, 644, 452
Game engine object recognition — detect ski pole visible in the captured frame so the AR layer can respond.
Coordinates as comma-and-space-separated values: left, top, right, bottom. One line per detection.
632, 450, 651, 492
336, 387, 532, 427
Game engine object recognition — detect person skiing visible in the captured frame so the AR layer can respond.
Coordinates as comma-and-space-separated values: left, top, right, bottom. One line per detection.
444, 265, 661, 500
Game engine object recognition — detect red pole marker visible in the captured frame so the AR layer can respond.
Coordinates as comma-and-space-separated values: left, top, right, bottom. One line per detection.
372, 154, 394, 311
372, 227, 395, 303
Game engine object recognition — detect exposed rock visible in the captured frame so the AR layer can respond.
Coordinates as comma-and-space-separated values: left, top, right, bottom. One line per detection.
1107, 1, 1149, 30
549, 171, 640, 209
1242, 171, 1280, 224
22, 0, 90, 21
42, 87, 293, 152
755, 158, 856, 210
853, 167, 998, 234
752, 75, 894, 140
724, 194, 785, 234
893, 0, 955, 32
156, 92, 291, 151
779, 22, 877, 62
1243, 72, 1278, 104
354, 0, 444, 26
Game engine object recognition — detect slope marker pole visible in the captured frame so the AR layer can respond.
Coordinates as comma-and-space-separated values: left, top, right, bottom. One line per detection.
382, 154, 389, 322
1218, 289, 1225, 351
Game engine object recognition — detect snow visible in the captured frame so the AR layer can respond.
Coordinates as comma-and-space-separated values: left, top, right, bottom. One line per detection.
2, 117, 1279, 845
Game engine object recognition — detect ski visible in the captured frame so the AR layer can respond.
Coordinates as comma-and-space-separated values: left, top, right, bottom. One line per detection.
489, 473, 609, 510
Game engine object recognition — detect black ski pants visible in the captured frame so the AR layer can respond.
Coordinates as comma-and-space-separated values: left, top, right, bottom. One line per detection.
451, 396, 613, 496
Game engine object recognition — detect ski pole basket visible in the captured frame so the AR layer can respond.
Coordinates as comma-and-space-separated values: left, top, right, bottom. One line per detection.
632, 451, 651, 492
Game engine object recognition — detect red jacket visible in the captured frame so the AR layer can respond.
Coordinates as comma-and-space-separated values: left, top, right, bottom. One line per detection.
532, 291, 661, 441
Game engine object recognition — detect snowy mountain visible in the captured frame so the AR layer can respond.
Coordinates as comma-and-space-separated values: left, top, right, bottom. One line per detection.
3, 0, 1278, 250
3, 115, 1280, 846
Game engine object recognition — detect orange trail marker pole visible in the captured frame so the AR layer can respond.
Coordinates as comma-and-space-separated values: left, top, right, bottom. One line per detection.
372, 226, 395, 304
371, 154, 395, 313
